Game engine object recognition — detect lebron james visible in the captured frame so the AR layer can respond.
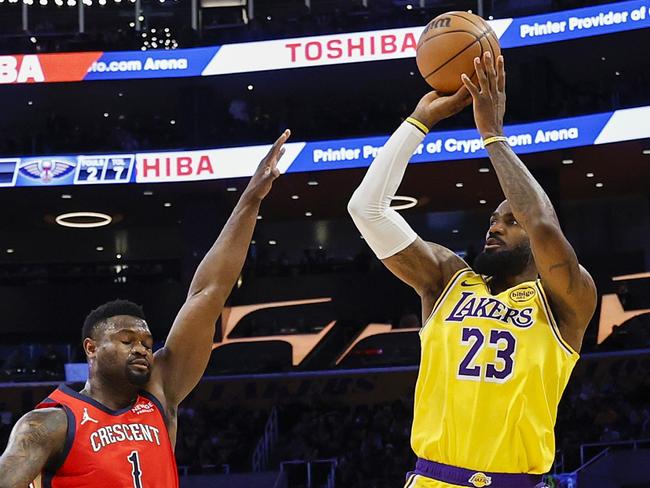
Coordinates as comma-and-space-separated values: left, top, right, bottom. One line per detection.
348, 53, 596, 487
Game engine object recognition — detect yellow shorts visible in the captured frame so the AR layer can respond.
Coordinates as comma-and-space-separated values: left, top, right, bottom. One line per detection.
404, 473, 466, 488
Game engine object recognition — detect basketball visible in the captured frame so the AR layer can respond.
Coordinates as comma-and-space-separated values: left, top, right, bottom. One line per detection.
416, 11, 501, 94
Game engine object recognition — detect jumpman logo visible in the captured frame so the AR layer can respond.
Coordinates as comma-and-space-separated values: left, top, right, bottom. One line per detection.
80, 408, 99, 426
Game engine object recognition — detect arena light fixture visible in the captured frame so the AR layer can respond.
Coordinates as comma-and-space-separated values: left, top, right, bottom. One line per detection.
562, 159, 574, 165
595, 182, 604, 188
305, 211, 313, 217
6, 249, 14, 254
479, 167, 490, 173
479, 199, 487, 205
586, 172, 594, 178
291, 195, 299, 200
56, 212, 112, 228
455, 182, 464, 188
390, 196, 417, 211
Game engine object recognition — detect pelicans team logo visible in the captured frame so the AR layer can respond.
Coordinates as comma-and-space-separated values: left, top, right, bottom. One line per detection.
468, 472, 492, 487
510, 286, 536, 303
18, 159, 75, 183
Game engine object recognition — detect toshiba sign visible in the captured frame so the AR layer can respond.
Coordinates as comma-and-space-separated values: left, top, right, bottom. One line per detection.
201, 27, 425, 75
0, 55, 45, 83
134, 143, 306, 183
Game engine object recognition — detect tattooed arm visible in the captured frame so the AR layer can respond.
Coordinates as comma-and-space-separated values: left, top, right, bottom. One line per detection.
462, 52, 596, 352
0, 408, 67, 488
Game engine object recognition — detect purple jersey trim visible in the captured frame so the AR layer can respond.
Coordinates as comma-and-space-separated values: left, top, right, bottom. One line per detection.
409, 458, 544, 488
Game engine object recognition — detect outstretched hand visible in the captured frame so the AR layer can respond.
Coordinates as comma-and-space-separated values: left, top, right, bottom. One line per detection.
410, 86, 472, 129
245, 129, 291, 201
461, 52, 506, 139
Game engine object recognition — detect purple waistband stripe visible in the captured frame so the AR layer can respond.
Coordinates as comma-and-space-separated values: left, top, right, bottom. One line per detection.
410, 458, 544, 488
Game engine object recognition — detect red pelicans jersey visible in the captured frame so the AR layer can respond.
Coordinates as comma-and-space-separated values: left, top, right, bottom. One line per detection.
31, 385, 178, 488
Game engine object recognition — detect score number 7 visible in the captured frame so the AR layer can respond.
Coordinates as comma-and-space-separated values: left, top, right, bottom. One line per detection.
458, 327, 516, 383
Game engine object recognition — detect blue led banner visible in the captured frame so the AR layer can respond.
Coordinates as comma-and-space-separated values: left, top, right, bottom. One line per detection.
0, 105, 647, 188
0, 1, 647, 85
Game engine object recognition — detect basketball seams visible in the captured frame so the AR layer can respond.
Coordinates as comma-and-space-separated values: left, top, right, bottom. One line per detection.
422, 30, 490, 81
447, 11, 500, 59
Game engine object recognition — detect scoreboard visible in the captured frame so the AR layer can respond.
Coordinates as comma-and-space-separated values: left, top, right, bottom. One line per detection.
75, 155, 135, 185
9, 155, 135, 187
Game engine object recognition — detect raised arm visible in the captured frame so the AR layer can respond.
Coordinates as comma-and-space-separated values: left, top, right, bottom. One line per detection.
348, 90, 470, 322
462, 53, 596, 351
151, 130, 291, 406
0, 408, 67, 488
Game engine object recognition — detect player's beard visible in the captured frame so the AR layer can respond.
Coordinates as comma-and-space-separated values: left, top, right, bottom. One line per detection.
473, 241, 532, 280
125, 364, 151, 386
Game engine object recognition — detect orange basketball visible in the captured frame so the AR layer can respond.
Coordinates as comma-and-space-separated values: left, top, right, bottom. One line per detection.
416, 11, 501, 94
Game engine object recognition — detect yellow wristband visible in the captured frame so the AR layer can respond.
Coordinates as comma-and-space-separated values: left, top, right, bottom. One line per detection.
405, 117, 429, 135
483, 135, 508, 147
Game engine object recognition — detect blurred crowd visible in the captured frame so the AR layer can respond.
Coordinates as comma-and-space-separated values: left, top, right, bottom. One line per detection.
174, 403, 267, 473
2, 350, 649, 480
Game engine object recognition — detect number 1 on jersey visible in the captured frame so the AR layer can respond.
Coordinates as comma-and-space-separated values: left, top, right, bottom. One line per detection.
127, 450, 143, 488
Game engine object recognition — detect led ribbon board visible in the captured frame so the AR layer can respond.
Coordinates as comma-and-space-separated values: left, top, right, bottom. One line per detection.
1, 105, 648, 187
0, 0, 648, 84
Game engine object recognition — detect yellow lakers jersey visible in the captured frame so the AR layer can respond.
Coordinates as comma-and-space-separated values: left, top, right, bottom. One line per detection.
411, 268, 578, 474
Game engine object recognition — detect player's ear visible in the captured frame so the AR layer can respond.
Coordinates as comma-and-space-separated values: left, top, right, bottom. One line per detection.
84, 337, 98, 359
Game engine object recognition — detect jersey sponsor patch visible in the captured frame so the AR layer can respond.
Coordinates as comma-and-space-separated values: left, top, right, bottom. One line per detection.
510, 286, 537, 303
131, 401, 155, 415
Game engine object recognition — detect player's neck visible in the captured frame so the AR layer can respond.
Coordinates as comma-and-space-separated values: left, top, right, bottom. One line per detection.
81, 375, 139, 411
489, 266, 538, 295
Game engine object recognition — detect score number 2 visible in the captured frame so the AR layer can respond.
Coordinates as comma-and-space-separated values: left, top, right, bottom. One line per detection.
458, 327, 516, 383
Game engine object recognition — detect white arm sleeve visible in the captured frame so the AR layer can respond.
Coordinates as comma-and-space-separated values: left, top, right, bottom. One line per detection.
347, 121, 425, 260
